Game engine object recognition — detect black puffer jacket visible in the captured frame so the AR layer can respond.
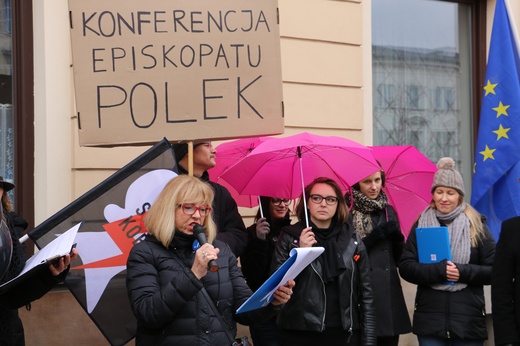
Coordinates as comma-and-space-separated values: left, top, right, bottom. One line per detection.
271, 221, 376, 345
126, 234, 281, 346
347, 205, 411, 337
492, 216, 520, 345
399, 219, 495, 340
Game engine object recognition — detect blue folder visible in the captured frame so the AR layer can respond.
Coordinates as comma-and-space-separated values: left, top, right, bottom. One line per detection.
236, 247, 324, 314
416, 226, 454, 285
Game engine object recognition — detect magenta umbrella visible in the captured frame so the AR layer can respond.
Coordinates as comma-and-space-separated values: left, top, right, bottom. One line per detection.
370, 145, 437, 238
221, 132, 380, 225
208, 136, 273, 208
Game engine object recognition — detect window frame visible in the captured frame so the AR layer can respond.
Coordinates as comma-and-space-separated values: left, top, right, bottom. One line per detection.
372, 0, 486, 153
445, 0, 486, 142
11, 0, 34, 230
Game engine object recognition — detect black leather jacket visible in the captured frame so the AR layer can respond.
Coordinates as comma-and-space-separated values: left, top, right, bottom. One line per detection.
271, 221, 377, 345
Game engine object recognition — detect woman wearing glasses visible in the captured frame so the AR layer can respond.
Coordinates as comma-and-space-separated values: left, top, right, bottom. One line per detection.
345, 169, 411, 345
271, 177, 376, 346
241, 196, 292, 346
126, 175, 295, 346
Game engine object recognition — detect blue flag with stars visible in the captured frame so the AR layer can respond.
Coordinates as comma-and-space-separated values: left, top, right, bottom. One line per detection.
471, 0, 520, 240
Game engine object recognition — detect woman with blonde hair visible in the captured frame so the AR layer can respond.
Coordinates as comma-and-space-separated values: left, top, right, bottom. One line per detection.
399, 158, 496, 345
126, 175, 295, 346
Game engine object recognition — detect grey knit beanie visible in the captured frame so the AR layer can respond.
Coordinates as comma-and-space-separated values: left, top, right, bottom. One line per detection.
431, 157, 465, 196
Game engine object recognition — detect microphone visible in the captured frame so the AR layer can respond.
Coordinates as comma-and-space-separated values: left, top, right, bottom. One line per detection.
193, 224, 219, 272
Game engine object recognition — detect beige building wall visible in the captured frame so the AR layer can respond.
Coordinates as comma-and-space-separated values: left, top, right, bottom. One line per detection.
24, 0, 519, 344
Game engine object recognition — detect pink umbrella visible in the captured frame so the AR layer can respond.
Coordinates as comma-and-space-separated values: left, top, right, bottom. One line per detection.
208, 136, 273, 208
370, 145, 437, 238
221, 132, 381, 225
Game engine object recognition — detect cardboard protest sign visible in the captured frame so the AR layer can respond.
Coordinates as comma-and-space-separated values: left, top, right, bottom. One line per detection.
69, 0, 284, 147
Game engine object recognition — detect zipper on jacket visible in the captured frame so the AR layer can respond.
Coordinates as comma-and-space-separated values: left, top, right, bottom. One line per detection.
349, 257, 355, 334
445, 293, 451, 338
311, 262, 327, 332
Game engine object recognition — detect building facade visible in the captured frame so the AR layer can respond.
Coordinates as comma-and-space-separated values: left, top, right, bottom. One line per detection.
1, 0, 518, 344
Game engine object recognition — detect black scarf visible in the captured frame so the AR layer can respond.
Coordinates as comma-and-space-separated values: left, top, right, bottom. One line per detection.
171, 231, 196, 249
269, 217, 292, 238
176, 164, 210, 182
170, 231, 198, 265
311, 221, 347, 282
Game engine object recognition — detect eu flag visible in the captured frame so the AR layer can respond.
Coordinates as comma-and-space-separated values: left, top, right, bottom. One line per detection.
471, 0, 520, 240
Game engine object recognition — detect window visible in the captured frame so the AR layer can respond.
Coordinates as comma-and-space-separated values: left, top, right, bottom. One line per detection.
435, 87, 456, 111
375, 84, 397, 108
406, 84, 420, 109
372, 0, 485, 195
0, 0, 34, 225
0, 0, 14, 188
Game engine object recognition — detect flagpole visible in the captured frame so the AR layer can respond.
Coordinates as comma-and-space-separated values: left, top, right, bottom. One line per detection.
188, 141, 194, 176
258, 196, 264, 218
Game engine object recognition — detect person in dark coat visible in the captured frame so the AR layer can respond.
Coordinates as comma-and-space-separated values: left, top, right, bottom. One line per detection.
346, 169, 411, 346
126, 175, 295, 346
173, 141, 248, 257
492, 216, 520, 346
271, 177, 376, 346
241, 196, 292, 346
399, 158, 495, 345
0, 176, 76, 346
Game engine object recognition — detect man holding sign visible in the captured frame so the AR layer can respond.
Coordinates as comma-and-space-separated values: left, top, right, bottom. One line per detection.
174, 141, 247, 257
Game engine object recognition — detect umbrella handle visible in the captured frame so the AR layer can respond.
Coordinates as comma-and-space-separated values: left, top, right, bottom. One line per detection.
258, 196, 264, 219
297, 149, 309, 228
303, 193, 309, 228
187, 141, 194, 176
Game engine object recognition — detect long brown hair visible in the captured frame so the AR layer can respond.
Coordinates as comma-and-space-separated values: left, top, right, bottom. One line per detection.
1, 193, 13, 213
295, 177, 349, 225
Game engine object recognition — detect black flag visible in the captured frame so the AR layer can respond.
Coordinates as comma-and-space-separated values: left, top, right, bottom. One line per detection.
28, 138, 177, 346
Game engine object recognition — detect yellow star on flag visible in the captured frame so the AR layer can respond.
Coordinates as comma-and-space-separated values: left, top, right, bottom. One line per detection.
492, 124, 510, 140
479, 145, 496, 161
493, 101, 510, 118
483, 80, 498, 96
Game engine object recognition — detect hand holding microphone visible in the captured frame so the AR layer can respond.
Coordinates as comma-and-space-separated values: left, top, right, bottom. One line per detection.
193, 224, 219, 273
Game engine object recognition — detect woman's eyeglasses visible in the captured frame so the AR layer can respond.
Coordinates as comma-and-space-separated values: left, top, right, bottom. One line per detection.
179, 203, 212, 216
309, 194, 338, 205
271, 198, 291, 206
